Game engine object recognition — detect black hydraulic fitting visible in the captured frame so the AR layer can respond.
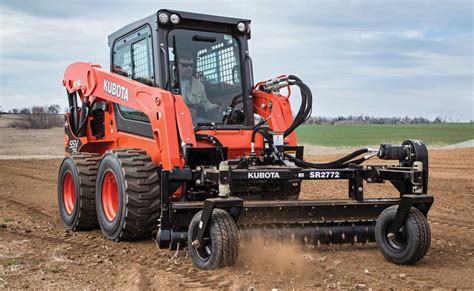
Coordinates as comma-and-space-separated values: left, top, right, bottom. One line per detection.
378, 144, 410, 160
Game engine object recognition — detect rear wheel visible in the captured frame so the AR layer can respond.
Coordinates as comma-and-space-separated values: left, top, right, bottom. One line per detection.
188, 209, 239, 270
57, 153, 100, 230
95, 149, 160, 241
375, 205, 431, 264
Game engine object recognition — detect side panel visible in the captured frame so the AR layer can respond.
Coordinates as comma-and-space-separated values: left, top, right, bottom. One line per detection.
63, 62, 187, 169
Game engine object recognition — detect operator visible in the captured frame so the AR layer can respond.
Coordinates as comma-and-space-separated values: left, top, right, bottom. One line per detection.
177, 53, 219, 120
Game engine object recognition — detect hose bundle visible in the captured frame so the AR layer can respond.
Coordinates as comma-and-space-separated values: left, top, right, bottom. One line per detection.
252, 75, 371, 168
284, 149, 369, 169
283, 75, 312, 137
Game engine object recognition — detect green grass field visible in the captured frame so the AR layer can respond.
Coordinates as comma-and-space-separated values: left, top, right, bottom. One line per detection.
296, 123, 474, 147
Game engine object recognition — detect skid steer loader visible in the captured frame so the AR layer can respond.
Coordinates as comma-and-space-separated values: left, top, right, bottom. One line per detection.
58, 9, 434, 270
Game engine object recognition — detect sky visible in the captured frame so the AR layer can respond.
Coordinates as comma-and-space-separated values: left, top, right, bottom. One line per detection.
0, 0, 472, 121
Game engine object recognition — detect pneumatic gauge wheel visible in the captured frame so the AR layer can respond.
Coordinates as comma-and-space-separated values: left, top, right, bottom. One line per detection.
375, 205, 431, 265
188, 209, 239, 270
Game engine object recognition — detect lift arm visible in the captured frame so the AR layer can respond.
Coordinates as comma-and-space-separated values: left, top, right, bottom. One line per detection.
63, 62, 196, 170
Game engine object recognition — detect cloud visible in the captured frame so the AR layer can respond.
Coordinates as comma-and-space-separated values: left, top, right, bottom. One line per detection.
0, 0, 472, 120
399, 29, 425, 39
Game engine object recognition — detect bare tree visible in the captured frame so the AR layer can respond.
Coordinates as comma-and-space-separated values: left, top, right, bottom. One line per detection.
304, 115, 438, 125
8, 105, 63, 129
48, 104, 62, 115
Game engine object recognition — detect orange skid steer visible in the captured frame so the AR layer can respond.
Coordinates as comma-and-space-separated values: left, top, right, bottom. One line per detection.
58, 9, 434, 270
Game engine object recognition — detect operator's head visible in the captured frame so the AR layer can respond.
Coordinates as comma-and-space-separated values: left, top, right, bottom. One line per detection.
178, 53, 194, 79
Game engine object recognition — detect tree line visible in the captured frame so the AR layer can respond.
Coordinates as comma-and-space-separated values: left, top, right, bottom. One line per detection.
0, 105, 469, 129
303, 115, 449, 125
1, 105, 63, 129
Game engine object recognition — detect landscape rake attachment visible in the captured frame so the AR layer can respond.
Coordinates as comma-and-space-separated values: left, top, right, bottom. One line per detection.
58, 9, 434, 270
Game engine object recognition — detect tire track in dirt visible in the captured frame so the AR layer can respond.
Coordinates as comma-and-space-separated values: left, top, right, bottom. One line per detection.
315, 251, 401, 289
0, 183, 212, 288
429, 218, 474, 232
0, 195, 54, 219
431, 199, 472, 215
0, 168, 56, 183
323, 245, 456, 289
0, 197, 236, 289
4, 172, 48, 182
1, 149, 473, 289
0, 155, 63, 160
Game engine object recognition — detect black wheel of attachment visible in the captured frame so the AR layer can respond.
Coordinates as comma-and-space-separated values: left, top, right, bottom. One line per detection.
188, 209, 239, 270
375, 205, 431, 265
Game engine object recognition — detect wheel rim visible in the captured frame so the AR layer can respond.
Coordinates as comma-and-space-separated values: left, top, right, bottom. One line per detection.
192, 225, 212, 262
386, 223, 408, 251
102, 171, 119, 221
62, 172, 75, 215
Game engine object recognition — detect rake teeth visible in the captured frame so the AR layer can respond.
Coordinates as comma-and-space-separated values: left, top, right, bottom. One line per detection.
239, 221, 376, 245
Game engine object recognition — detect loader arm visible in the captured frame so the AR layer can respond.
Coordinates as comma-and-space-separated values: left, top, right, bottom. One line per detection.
63, 61, 197, 169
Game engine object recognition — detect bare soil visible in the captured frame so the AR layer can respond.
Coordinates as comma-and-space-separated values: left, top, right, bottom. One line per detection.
0, 116, 63, 158
0, 148, 473, 289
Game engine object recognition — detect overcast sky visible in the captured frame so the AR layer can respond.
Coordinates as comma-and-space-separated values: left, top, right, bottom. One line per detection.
0, 0, 472, 121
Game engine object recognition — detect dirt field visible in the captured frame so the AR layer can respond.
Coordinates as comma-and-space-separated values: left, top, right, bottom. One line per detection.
0, 147, 473, 289
0, 116, 63, 159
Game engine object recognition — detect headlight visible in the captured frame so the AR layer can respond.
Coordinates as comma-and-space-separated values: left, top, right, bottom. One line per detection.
170, 14, 180, 24
237, 22, 246, 32
158, 12, 169, 24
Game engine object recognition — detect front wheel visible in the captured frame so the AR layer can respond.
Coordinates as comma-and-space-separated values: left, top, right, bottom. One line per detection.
375, 205, 431, 264
95, 149, 160, 241
188, 209, 239, 270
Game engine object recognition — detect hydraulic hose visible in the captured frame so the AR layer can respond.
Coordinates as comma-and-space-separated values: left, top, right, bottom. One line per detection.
253, 75, 312, 139
283, 75, 312, 137
76, 97, 90, 137
339, 156, 367, 168
254, 75, 370, 168
251, 128, 272, 144
284, 148, 369, 169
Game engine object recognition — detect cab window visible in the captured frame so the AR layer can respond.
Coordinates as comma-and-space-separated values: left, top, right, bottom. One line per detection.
112, 26, 154, 122
168, 29, 244, 125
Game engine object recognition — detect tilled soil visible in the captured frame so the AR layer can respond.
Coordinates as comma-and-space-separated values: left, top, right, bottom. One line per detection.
0, 149, 473, 289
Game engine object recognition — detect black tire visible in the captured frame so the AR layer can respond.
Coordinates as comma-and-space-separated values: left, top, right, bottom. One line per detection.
188, 209, 239, 270
95, 149, 160, 241
375, 205, 431, 265
57, 153, 100, 230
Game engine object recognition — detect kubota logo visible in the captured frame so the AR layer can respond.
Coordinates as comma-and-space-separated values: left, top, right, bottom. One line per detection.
103, 79, 128, 102
248, 172, 280, 179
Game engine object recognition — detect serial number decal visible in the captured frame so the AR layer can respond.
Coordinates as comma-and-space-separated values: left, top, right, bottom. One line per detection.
309, 171, 340, 179
248, 172, 281, 179
103, 79, 129, 101
68, 140, 79, 154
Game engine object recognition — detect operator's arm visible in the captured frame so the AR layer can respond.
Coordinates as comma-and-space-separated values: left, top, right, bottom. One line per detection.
191, 78, 219, 113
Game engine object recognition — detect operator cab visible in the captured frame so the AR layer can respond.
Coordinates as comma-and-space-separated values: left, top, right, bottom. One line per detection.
108, 10, 253, 133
